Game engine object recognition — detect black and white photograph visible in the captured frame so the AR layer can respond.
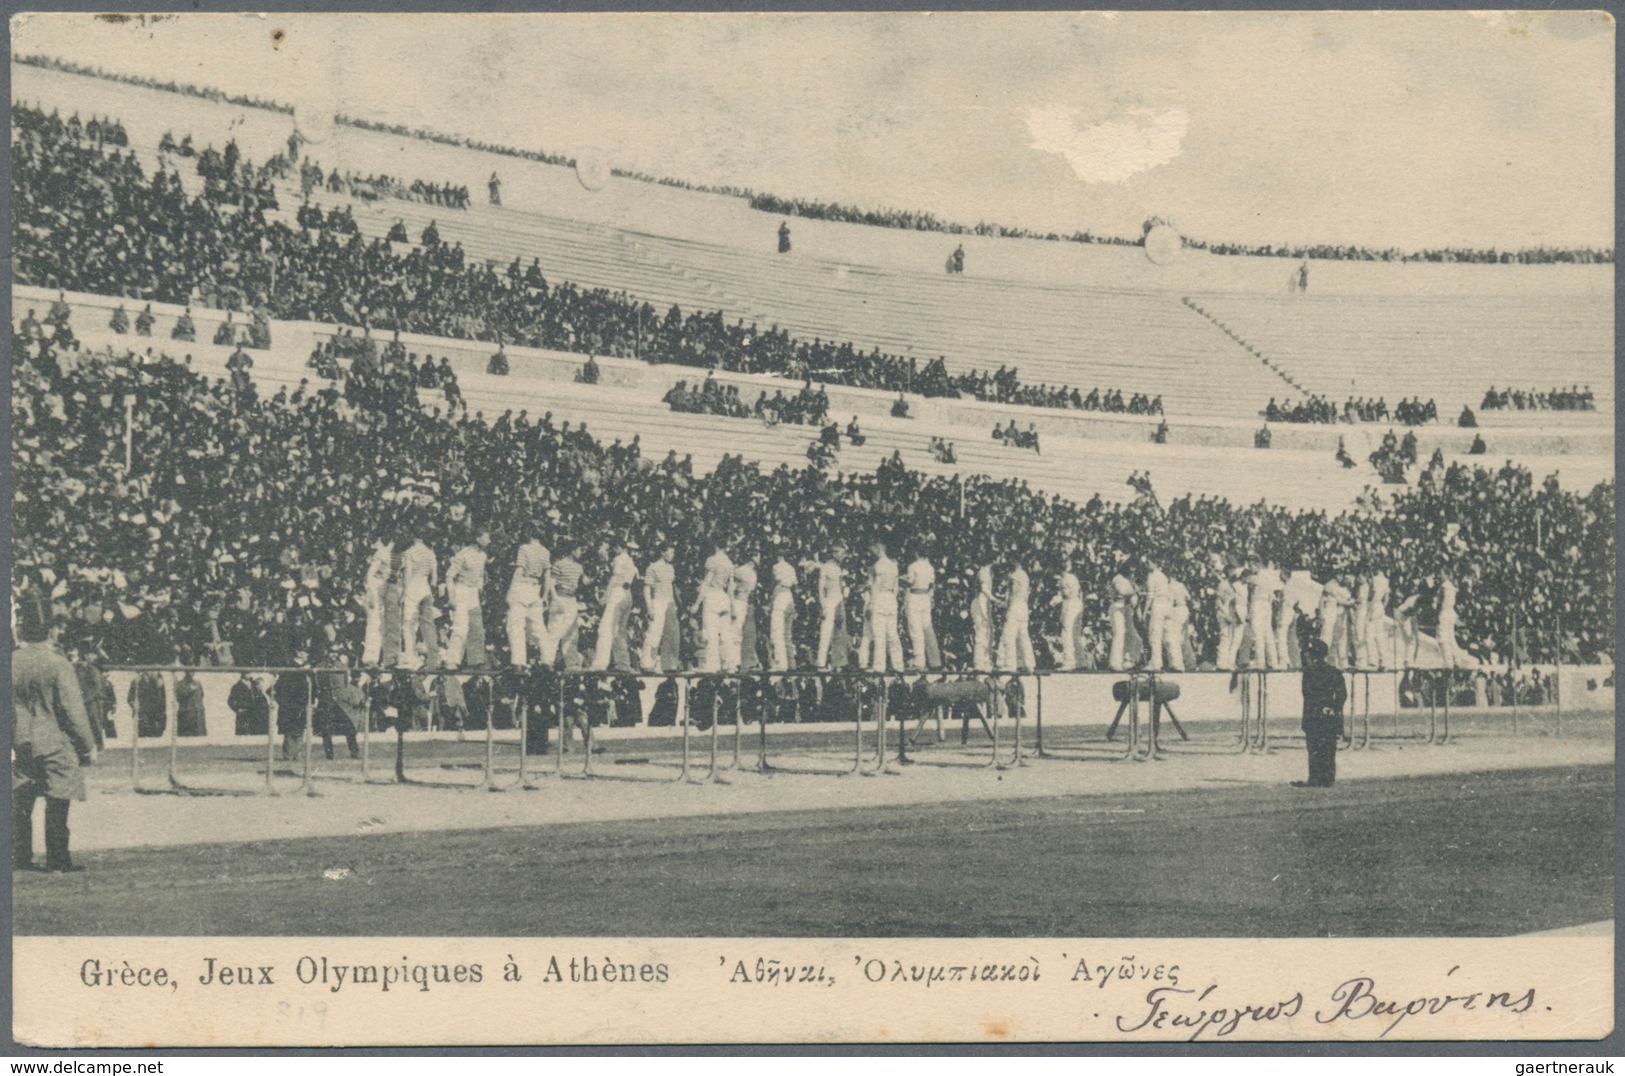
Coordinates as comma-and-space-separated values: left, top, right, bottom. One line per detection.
6, 10, 1615, 1046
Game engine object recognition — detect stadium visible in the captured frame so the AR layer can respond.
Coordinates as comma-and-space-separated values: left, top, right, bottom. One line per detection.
8, 14, 1615, 946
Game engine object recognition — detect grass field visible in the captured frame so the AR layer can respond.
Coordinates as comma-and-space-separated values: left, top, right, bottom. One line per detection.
15, 763, 1611, 937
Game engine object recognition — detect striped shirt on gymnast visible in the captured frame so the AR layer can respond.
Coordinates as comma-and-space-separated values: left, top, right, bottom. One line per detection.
550, 558, 583, 597
402, 541, 437, 585
511, 541, 551, 588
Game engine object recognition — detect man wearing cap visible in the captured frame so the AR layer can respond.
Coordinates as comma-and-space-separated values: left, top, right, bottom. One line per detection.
444, 528, 491, 668
866, 539, 905, 673
592, 537, 638, 671
1295, 636, 1346, 788
640, 539, 679, 672
903, 544, 941, 671
506, 531, 553, 667
12, 594, 96, 873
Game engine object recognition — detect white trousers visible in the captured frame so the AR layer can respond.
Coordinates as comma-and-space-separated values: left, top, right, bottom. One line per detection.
641, 596, 672, 668
1058, 598, 1084, 671
815, 603, 840, 668
1108, 602, 1128, 670
1438, 613, 1460, 670
1166, 605, 1188, 671
700, 591, 730, 672
506, 588, 550, 666
1367, 614, 1393, 670
769, 589, 795, 670
1146, 598, 1174, 671
972, 597, 993, 671
904, 593, 940, 669
592, 588, 631, 670
361, 585, 385, 666
546, 595, 580, 664
1217, 617, 1241, 670
1250, 604, 1282, 669
401, 578, 434, 669
868, 604, 904, 672
444, 583, 482, 667
997, 602, 1034, 672
720, 596, 747, 672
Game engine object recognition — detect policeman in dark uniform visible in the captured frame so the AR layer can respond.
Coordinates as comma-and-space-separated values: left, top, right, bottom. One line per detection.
1294, 637, 1346, 788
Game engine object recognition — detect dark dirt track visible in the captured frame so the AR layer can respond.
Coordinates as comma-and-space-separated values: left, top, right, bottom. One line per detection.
14, 765, 1612, 938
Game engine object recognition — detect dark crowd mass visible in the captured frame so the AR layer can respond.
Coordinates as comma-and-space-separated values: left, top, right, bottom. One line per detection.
1263, 395, 1438, 426
298, 157, 470, 210
14, 104, 1123, 418
12, 305, 1613, 699
1481, 386, 1597, 413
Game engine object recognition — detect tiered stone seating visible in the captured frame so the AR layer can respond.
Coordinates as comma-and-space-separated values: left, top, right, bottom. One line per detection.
352, 196, 1295, 419
1190, 291, 1614, 416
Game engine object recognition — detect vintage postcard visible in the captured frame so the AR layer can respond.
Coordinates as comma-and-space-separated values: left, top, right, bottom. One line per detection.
7, 10, 1614, 1048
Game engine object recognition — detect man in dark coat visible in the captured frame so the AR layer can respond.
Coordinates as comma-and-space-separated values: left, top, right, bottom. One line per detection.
1295, 636, 1346, 788
273, 659, 312, 760
13, 594, 97, 872
175, 670, 207, 736
228, 672, 269, 736
315, 669, 362, 760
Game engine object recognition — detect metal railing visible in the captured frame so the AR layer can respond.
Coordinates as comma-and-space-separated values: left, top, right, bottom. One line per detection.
97, 661, 1531, 795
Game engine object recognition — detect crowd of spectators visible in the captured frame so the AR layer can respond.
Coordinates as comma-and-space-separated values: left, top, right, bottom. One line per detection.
299, 158, 470, 209
992, 419, 1040, 453
14, 106, 1122, 419
665, 375, 835, 430
10, 104, 132, 149
1481, 386, 1597, 412
951, 367, 1162, 416
1185, 236, 1614, 266
663, 376, 751, 420
1392, 397, 1439, 426
1263, 395, 1439, 426
1263, 395, 1338, 425
17, 53, 1616, 268
1368, 429, 1421, 484
12, 302, 1614, 688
